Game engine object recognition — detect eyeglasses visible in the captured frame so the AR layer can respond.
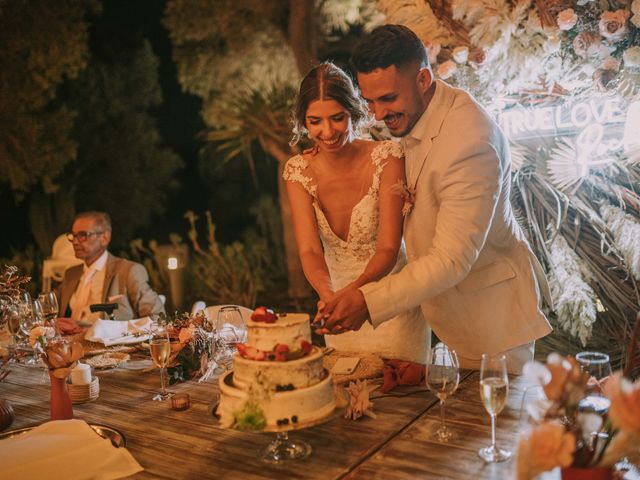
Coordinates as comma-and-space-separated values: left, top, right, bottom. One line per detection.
66, 231, 104, 242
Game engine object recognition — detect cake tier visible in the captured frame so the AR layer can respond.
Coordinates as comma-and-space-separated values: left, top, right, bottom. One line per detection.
233, 346, 325, 391
218, 370, 336, 431
246, 313, 310, 352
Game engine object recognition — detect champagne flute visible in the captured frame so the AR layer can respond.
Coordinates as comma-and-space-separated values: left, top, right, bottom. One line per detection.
478, 353, 511, 463
576, 351, 612, 414
149, 323, 173, 401
38, 292, 59, 325
425, 344, 460, 442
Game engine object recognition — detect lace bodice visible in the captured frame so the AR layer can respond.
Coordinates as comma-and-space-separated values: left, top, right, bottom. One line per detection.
283, 140, 429, 364
283, 141, 404, 288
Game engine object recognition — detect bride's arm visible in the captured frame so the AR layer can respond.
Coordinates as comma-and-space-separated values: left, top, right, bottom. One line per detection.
338, 153, 405, 293
285, 178, 334, 301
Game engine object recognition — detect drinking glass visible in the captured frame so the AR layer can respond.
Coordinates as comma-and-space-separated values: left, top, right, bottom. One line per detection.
32, 299, 45, 327
425, 344, 460, 442
478, 353, 511, 463
576, 351, 612, 414
149, 323, 173, 401
38, 292, 59, 327
214, 306, 247, 370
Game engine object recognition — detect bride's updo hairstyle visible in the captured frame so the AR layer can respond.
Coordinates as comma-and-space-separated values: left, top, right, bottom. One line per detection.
291, 62, 369, 145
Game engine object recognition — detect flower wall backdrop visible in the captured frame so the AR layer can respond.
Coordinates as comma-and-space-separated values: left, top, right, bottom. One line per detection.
374, 0, 640, 371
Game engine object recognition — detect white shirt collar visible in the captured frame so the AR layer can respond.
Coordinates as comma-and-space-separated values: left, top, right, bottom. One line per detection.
85, 250, 108, 273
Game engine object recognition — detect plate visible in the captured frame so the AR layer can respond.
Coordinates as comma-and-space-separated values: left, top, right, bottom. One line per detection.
85, 352, 130, 369
0, 423, 126, 448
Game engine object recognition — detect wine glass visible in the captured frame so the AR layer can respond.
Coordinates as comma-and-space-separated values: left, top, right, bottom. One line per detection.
38, 292, 59, 325
149, 323, 173, 401
214, 306, 247, 370
38, 292, 60, 337
425, 344, 460, 442
576, 351, 612, 414
31, 299, 45, 326
478, 353, 511, 463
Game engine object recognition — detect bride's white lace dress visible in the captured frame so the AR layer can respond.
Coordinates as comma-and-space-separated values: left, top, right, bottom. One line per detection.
283, 141, 429, 363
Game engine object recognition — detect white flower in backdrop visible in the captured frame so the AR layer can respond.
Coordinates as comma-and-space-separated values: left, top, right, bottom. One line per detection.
453, 46, 469, 63
623, 46, 640, 68
557, 9, 578, 31
599, 10, 630, 43
436, 60, 457, 79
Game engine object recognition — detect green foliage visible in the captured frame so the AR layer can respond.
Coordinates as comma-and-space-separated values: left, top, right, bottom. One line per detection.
202, 85, 296, 186
233, 402, 267, 431
0, 0, 99, 198
185, 210, 270, 308
64, 39, 183, 244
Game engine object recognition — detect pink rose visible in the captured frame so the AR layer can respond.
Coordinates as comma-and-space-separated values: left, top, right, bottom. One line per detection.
426, 42, 441, 65
603, 372, 640, 432
468, 48, 486, 69
599, 9, 630, 42
572, 32, 602, 58
436, 60, 457, 80
517, 422, 576, 478
557, 9, 578, 30
602, 56, 621, 70
178, 325, 195, 344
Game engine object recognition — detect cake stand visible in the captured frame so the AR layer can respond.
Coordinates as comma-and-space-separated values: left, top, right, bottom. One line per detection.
214, 371, 343, 464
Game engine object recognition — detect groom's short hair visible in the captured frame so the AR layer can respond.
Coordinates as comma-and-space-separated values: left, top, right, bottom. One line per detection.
351, 24, 429, 73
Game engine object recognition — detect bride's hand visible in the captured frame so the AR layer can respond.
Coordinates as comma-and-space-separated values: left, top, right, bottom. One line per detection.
313, 294, 334, 334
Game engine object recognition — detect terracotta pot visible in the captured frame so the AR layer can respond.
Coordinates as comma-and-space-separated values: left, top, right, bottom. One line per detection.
49, 371, 73, 420
561, 466, 613, 480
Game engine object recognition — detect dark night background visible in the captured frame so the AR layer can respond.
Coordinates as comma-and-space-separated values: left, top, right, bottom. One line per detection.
1, 0, 267, 257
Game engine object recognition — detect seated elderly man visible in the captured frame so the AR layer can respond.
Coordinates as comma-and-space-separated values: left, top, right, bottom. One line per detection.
56, 211, 164, 332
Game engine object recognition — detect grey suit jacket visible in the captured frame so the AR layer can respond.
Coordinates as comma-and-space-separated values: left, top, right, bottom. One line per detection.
57, 253, 165, 320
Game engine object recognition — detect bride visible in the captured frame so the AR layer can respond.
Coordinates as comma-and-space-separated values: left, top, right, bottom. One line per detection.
283, 62, 429, 363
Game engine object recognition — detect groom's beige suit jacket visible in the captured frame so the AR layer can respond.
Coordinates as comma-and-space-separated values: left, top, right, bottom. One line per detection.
361, 80, 552, 360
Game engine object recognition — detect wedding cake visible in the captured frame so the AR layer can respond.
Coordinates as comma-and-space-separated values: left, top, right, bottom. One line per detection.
218, 308, 336, 431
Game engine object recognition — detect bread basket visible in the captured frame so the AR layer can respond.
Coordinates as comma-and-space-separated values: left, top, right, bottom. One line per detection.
68, 376, 100, 404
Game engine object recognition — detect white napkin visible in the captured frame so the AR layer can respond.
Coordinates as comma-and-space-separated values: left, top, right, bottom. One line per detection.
0, 419, 143, 480
85, 318, 151, 346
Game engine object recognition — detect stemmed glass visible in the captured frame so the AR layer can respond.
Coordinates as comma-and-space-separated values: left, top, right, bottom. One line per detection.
576, 351, 612, 414
31, 299, 45, 327
478, 353, 511, 463
38, 292, 59, 330
149, 323, 173, 401
214, 306, 247, 370
425, 344, 460, 442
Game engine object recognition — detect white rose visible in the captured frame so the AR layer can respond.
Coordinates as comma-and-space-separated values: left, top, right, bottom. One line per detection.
436, 60, 457, 80
557, 9, 578, 30
29, 326, 55, 347
623, 46, 640, 67
452, 46, 469, 64
632, 0, 640, 15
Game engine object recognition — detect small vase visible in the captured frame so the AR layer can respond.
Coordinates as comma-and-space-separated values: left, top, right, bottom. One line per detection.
49, 371, 73, 420
561, 466, 613, 480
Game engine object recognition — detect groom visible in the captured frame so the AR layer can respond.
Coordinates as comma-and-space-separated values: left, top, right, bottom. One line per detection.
322, 24, 552, 373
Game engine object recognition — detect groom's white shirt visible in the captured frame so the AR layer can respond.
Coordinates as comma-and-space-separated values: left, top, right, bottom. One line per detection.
360, 80, 552, 359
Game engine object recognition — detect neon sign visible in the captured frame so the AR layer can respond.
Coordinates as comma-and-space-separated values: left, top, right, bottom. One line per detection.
498, 97, 640, 168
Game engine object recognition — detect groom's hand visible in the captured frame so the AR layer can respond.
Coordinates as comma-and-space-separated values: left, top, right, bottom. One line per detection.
322, 289, 369, 334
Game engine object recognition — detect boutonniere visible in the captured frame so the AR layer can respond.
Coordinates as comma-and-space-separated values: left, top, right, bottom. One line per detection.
390, 180, 416, 217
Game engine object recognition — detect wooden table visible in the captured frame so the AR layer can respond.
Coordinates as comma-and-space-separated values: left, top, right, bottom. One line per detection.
0, 363, 533, 479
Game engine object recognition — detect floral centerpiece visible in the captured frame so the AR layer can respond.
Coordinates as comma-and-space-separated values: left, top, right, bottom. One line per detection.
29, 327, 84, 420
162, 312, 222, 384
517, 354, 640, 479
